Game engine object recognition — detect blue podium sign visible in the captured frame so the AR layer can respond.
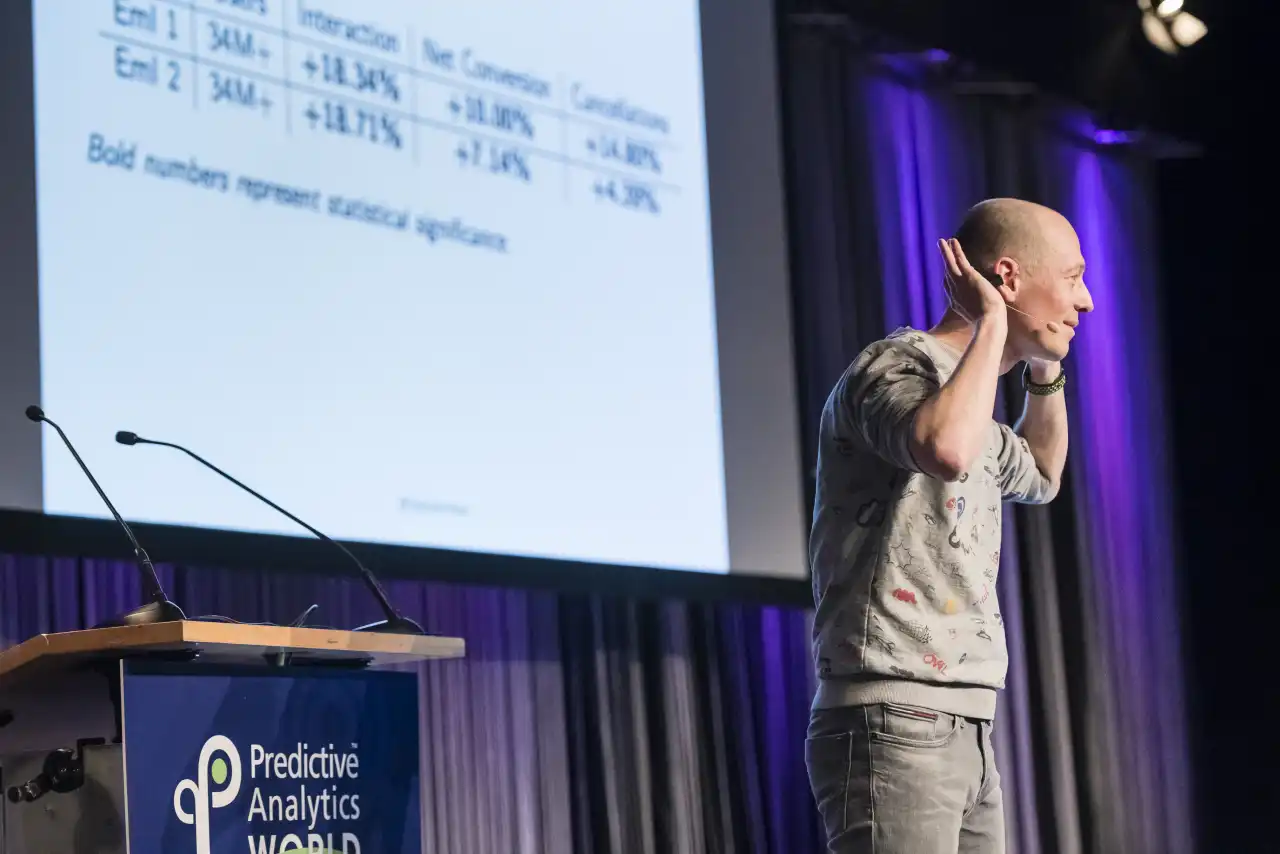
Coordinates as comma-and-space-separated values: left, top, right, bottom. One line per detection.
121, 662, 421, 854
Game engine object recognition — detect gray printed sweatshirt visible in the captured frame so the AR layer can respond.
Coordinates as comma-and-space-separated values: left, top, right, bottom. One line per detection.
809, 328, 1057, 719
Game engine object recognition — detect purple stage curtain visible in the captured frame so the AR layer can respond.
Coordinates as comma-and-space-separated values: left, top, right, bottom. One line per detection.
785, 19, 1192, 854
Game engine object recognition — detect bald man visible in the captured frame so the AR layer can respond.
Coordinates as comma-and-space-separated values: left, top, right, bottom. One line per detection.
805, 199, 1093, 854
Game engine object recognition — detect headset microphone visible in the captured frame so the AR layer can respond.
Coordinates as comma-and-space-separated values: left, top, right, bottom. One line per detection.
984, 272, 1062, 333
1005, 304, 1061, 334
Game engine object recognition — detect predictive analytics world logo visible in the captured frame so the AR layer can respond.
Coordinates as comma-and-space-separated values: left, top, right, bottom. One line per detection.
173, 735, 243, 854
172, 735, 364, 853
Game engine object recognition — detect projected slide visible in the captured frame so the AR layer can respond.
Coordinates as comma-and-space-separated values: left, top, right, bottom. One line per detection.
32, 0, 728, 571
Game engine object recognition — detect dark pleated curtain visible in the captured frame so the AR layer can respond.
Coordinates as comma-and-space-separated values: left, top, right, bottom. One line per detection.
1, 15, 1192, 854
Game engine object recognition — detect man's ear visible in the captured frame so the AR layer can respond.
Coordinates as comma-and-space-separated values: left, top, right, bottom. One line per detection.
993, 256, 1021, 297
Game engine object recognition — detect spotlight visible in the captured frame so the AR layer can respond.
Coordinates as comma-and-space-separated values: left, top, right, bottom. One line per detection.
1142, 12, 1179, 53
1169, 12, 1207, 46
1137, 0, 1207, 53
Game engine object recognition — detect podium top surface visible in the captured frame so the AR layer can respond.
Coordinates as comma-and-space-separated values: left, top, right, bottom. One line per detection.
0, 620, 465, 685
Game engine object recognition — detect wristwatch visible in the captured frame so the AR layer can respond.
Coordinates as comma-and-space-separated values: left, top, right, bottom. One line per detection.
1024, 364, 1066, 396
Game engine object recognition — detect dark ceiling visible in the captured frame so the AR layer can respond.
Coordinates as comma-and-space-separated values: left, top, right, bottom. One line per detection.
787, 0, 1239, 152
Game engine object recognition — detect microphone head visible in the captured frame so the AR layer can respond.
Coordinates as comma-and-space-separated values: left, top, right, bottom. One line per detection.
115, 431, 140, 446
24, 405, 44, 423
1045, 321, 1061, 333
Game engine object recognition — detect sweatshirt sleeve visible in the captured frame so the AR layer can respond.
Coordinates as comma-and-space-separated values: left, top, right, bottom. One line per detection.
838, 339, 941, 473
993, 422, 1058, 504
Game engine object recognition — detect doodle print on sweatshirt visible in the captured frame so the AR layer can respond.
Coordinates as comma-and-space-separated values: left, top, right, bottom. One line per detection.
868, 614, 896, 655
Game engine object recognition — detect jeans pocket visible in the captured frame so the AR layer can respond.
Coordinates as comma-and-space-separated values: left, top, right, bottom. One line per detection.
806, 732, 853, 838
870, 703, 960, 748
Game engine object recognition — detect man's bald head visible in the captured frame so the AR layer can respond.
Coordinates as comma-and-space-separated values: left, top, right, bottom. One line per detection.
954, 198, 1068, 276
946, 197, 1091, 362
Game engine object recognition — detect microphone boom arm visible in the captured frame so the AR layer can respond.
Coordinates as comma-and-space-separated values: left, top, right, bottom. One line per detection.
117, 433, 421, 634
43, 420, 165, 602
25, 406, 184, 626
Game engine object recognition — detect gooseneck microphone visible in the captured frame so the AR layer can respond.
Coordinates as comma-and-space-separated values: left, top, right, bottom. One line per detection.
114, 430, 423, 635
25, 406, 185, 626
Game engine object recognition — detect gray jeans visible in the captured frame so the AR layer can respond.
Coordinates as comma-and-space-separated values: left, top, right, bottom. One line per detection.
806, 703, 1004, 854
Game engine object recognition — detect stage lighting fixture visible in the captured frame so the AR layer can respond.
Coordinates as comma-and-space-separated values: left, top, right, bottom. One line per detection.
1142, 11, 1179, 53
1169, 12, 1207, 46
1137, 0, 1206, 54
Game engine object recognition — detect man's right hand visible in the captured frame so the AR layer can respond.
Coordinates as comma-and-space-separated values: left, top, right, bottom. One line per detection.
938, 238, 1005, 322
908, 239, 1011, 481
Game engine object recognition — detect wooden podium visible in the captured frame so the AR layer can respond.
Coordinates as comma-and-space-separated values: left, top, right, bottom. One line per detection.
0, 621, 464, 854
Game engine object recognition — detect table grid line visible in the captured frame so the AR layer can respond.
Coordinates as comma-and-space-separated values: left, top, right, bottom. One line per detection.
407, 23, 418, 165
188, 0, 198, 108
280, 0, 291, 134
